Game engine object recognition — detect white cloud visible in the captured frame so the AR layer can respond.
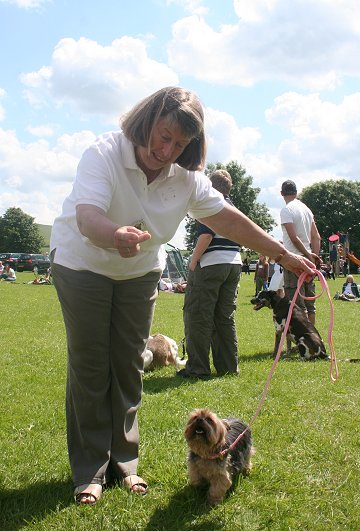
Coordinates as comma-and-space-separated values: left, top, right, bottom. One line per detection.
239, 90, 360, 233
267, 92, 360, 142
167, 0, 360, 89
4, 174, 22, 188
0, 88, 6, 121
0, 128, 96, 223
0, 0, 49, 8
266, 92, 360, 175
0, 188, 68, 226
0, 128, 95, 185
205, 107, 261, 163
26, 124, 55, 137
234, 0, 278, 22
165, 0, 208, 15
20, 37, 179, 123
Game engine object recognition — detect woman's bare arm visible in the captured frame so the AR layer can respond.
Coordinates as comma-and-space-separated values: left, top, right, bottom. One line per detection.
199, 203, 315, 277
76, 204, 151, 257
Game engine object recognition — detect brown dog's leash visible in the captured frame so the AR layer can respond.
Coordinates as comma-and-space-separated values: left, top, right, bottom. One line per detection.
210, 270, 339, 460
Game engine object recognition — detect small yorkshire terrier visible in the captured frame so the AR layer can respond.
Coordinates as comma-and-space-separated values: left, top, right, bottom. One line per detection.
184, 408, 254, 506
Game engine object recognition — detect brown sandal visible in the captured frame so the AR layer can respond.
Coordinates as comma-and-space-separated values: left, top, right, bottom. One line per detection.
74, 483, 102, 505
123, 475, 148, 495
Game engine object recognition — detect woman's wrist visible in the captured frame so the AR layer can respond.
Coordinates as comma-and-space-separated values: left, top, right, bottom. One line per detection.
273, 249, 288, 264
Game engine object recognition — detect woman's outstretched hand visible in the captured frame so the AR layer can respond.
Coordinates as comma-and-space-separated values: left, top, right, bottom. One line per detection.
114, 226, 151, 258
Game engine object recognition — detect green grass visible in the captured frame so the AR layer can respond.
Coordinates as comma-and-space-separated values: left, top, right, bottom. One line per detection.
0, 272, 359, 530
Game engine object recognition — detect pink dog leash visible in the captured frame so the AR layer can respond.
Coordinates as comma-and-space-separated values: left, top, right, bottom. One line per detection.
211, 270, 339, 460
296, 270, 339, 383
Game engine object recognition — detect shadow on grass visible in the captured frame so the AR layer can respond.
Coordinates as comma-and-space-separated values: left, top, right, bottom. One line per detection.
143, 374, 217, 395
0, 479, 73, 531
144, 484, 223, 531
242, 351, 303, 363
241, 351, 274, 362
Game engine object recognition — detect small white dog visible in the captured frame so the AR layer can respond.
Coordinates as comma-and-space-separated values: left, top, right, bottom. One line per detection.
143, 334, 186, 371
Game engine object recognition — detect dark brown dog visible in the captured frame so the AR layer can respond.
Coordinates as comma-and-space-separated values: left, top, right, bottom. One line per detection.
251, 290, 329, 360
184, 408, 254, 505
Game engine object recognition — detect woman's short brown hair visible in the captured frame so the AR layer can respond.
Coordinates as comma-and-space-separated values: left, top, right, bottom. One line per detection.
120, 86, 206, 170
209, 169, 232, 196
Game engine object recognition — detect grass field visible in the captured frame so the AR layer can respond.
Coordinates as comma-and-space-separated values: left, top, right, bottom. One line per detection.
0, 272, 359, 530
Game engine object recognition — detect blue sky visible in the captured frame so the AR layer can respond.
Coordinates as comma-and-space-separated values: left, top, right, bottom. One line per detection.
1, 0, 360, 248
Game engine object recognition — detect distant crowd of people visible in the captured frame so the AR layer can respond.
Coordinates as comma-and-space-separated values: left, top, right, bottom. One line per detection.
0, 260, 52, 284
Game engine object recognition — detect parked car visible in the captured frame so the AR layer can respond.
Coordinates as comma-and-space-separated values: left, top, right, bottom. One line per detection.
249, 259, 258, 272
0, 252, 23, 270
16, 253, 50, 273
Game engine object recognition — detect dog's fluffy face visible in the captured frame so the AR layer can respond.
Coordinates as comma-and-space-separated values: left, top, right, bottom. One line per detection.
184, 408, 228, 458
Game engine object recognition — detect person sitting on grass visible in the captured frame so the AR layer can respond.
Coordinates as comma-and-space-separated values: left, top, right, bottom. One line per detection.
0, 263, 16, 281
335, 275, 360, 301
25, 276, 52, 285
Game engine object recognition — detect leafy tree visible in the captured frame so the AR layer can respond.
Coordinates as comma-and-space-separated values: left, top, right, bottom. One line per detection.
0, 207, 45, 253
184, 216, 198, 251
299, 180, 360, 258
185, 161, 275, 250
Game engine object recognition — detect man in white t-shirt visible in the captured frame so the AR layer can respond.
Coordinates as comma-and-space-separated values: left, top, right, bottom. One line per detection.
280, 180, 321, 325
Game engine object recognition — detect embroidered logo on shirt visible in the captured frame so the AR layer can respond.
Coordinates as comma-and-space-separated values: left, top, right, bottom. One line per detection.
133, 219, 147, 232
160, 186, 177, 203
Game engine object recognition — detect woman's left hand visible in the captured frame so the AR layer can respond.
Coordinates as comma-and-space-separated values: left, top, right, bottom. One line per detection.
279, 251, 316, 281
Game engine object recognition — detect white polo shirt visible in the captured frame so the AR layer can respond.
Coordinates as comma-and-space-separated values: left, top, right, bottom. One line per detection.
50, 131, 225, 280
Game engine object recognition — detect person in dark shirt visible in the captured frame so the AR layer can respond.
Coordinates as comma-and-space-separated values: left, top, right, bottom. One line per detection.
242, 257, 250, 275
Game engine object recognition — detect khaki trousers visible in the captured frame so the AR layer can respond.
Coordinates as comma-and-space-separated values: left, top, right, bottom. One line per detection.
283, 268, 315, 315
183, 263, 241, 377
52, 262, 160, 487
